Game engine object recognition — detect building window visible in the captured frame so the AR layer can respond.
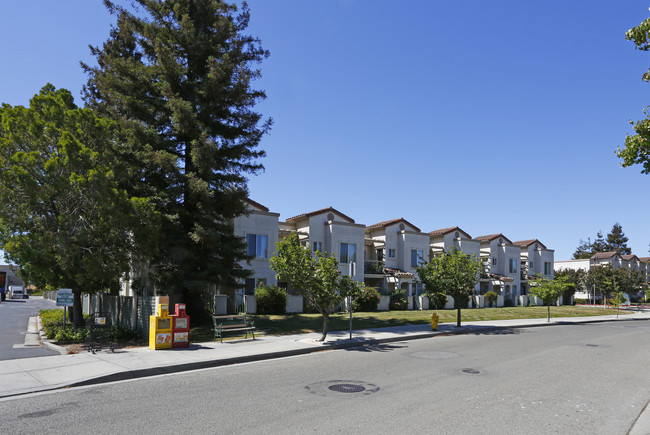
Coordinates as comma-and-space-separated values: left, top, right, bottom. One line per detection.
509, 258, 517, 274
529, 261, 534, 270
492, 257, 497, 266
388, 248, 396, 258
340, 243, 357, 263
312, 241, 322, 253
245, 278, 267, 295
246, 234, 268, 258
544, 262, 552, 275
411, 249, 424, 267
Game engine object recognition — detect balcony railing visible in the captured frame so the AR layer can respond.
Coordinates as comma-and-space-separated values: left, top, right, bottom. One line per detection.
364, 260, 385, 275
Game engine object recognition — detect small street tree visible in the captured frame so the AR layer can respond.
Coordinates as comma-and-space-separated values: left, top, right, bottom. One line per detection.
0, 86, 158, 326
416, 248, 482, 327
609, 291, 626, 318
269, 233, 362, 341
529, 276, 568, 322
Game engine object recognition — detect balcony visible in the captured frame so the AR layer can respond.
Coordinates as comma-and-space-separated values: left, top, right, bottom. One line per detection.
364, 260, 385, 275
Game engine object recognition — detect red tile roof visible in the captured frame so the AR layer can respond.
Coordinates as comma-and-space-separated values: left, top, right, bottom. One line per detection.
591, 251, 618, 259
512, 239, 547, 249
639, 257, 650, 263
244, 198, 269, 212
621, 254, 639, 261
474, 233, 512, 244
429, 226, 472, 239
285, 207, 355, 224
384, 268, 414, 278
366, 218, 421, 233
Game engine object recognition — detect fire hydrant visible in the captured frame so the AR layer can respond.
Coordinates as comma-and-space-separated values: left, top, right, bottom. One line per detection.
431, 312, 439, 330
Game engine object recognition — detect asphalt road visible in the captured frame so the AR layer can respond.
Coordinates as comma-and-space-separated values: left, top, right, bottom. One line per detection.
1, 321, 649, 434
0, 296, 58, 360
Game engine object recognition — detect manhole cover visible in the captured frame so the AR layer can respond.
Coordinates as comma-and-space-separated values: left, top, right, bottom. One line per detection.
305, 380, 379, 396
328, 383, 366, 393
462, 368, 480, 374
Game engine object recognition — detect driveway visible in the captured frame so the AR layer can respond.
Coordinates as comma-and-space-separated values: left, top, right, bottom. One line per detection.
0, 296, 59, 360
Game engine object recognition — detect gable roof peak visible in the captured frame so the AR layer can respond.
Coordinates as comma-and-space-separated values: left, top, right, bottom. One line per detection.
285, 206, 355, 224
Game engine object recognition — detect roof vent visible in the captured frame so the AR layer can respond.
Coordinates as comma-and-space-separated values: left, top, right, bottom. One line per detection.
399, 223, 405, 231
499, 238, 503, 245
455, 231, 460, 239
327, 212, 334, 221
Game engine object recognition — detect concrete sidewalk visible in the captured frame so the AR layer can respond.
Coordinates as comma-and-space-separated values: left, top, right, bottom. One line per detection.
1, 309, 649, 400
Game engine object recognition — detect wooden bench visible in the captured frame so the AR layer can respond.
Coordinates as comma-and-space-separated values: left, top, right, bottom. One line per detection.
212, 315, 256, 343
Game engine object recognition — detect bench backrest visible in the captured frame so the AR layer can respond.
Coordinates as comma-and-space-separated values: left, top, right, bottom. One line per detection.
213, 315, 251, 329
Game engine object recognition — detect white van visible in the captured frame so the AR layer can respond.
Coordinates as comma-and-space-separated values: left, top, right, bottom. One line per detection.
8, 285, 24, 299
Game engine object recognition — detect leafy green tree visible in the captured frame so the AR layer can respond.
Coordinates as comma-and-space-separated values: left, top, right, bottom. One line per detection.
605, 223, 631, 254
416, 248, 482, 327
618, 17, 650, 173
586, 265, 616, 304
269, 233, 363, 341
529, 276, 568, 322
554, 268, 587, 304
83, 0, 271, 309
0, 85, 158, 326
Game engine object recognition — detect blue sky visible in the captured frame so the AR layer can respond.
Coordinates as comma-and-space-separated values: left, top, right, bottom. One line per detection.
1, 0, 649, 261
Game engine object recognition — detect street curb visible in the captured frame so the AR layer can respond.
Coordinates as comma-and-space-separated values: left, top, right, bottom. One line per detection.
37, 316, 69, 356
66, 314, 647, 389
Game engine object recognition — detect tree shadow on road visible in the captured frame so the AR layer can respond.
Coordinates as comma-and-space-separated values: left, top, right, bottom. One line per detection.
463, 326, 522, 336
343, 342, 409, 353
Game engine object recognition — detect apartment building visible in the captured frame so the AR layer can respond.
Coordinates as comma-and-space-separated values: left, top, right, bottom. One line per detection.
364, 218, 430, 300
512, 239, 555, 294
555, 251, 650, 301
279, 207, 366, 282
234, 198, 281, 294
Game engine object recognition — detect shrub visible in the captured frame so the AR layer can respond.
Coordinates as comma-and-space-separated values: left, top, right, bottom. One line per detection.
428, 292, 448, 310
54, 327, 88, 343
40, 309, 141, 344
485, 291, 498, 308
255, 286, 287, 315
353, 287, 380, 312
573, 298, 589, 305
389, 289, 408, 310
110, 324, 142, 341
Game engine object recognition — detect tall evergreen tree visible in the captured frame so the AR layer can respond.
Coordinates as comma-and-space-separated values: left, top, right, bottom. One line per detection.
605, 223, 631, 254
572, 238, 593, 259
592, 231, 608, 253
82, 1, 271, 303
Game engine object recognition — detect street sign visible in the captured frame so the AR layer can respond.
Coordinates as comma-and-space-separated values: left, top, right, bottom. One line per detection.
56, 288, 73, 307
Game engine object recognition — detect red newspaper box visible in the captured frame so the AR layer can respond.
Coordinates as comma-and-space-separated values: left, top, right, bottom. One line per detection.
171, 303, 190, 348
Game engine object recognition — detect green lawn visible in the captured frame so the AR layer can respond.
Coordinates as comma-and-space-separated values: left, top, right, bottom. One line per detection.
189, 306, 632, 342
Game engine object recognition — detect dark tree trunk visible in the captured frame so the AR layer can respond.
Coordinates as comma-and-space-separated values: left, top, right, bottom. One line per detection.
457, 307, 462, 327
547, 304, 550, 322
318, 313, 329, 342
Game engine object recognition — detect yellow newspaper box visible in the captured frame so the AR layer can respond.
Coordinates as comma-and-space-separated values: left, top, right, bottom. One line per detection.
149, 304, 172, 350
